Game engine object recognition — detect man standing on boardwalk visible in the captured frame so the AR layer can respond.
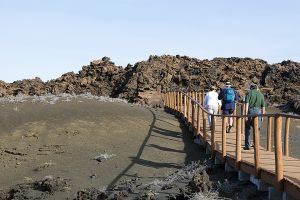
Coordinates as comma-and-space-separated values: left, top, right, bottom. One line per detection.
244, 84, 265, 150
218, 82, 238, 133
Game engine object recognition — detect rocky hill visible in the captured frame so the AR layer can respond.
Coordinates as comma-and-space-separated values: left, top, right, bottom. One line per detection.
0, 55, 299, 112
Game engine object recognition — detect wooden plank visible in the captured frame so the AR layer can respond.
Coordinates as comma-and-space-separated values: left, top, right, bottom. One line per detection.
284, 179, 300, 200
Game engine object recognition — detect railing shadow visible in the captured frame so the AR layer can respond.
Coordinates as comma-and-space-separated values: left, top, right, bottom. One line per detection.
107, 107, 204, 190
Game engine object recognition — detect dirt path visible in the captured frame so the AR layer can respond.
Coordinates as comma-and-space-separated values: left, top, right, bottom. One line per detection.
0, 99, 203, 199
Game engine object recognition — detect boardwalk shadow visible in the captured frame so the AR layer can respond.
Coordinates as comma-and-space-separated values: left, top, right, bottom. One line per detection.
146, 144, 185, 153
107, 108, 205, 189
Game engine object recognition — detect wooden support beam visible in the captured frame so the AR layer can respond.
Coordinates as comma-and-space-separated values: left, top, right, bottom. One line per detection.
267, 116, 272, 152
192, 93, 195, 131
253, 116, 260, 177
197, 104, 201, 136
233, 104, 237, 128
222, 117, 227, 160
187, 92, 190, 123
203, 115, 207, 144
274, 115, 283, 191
211, 115, 215, 157
241, 104, 245, 134
184, 94, 187, 120
284, 117, 290, 156
236, 117, 242, 169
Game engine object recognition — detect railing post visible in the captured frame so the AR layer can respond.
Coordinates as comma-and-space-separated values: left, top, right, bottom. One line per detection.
284, 117, 290, 156
197, 102, 201, 136
194, 92, 198, 126
177, 92, 180, 113
178, 92, 182, 116
236, 117, 242, 169
211, 115, 215, 157
203, 114, 207, 145
253, 116, 260, 177
176, 92, 179, 112
241, 104, 245, 134
192, 100, 195, 133
184, 94, 187, 120
267, 116, 272, 152
170, 92, 173, 110
169, 92, 172, 109
179, 92, 182, 114
233, 104, 237, 128
168, 92, 171, 109
222, 117, 227, 161
192, 94, 195, 133
163, 93, 166, 107
187, 92, 190, 123
166, 92, 168, 108
201, 91, 205, 106
274, 115, 283, 191
175, 92, 177, 112
164, 92, 167, 108
199, 92, 202, 105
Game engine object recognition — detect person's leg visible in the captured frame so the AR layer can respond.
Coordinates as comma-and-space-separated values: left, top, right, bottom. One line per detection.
227, 109, 234, 132
211, 105, 218, 128
230, 108, 235, 126
244, 117, 252, 149
207, 106, 213, 127
252, 108, 261, 146
222, 109, 228, 131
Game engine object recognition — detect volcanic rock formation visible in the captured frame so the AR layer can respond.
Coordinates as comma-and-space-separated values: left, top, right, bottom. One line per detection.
0, 55, 299, 112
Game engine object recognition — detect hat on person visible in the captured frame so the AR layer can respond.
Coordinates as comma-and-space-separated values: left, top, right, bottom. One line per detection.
250, 83, 258, 90
210, 85, 216, 90
225, 82, 231, 87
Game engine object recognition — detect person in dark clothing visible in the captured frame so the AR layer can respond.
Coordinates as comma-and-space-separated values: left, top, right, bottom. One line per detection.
244, 84, 265, 150
218, 82, 238, 133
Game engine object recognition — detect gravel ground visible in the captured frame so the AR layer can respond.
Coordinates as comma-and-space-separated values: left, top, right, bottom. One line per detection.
0, 95, 267, 199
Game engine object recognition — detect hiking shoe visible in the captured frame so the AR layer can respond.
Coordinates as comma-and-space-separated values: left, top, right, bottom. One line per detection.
243, 147, 250, 150
226, 125, 232, 133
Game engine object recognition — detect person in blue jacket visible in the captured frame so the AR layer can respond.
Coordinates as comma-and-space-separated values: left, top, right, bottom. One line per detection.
218, 82, 238, 133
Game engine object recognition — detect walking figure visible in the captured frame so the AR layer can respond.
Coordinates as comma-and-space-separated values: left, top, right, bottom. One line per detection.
204, 86, 221, 127
244, 84, 265, 150
218, 82, 238, 133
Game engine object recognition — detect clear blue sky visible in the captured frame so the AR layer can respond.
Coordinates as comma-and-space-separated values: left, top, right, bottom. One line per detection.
0, 0, 299, 83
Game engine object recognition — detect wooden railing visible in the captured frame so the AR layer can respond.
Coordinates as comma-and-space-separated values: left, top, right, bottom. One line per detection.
164, 90, 300, 191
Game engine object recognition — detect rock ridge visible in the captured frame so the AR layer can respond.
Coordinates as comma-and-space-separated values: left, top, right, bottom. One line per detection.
0, 55, 299, 112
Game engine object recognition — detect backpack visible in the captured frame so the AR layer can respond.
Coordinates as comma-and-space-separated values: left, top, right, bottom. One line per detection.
223, 88, 235, 103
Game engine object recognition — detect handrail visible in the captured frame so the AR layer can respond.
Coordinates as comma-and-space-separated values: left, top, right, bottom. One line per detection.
164, 90, 300, 196
181, 91, 300, 119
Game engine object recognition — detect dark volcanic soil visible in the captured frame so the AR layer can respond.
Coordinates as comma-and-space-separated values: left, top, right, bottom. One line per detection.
0, 98, 268, 200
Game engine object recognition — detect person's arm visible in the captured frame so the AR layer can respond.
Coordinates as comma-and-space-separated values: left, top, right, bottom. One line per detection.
218, 89, 223, 100
234, 91, 238, 102
245, 103, 249, 115
204, 94, 208, 108
261, 107, 265, 115
244, 92, 249, 116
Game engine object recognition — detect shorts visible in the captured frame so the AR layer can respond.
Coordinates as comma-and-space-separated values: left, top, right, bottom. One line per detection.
223, 109, 234, 115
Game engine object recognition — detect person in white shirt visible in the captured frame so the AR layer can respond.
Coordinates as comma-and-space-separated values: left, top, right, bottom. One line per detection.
204, 86, 220, 127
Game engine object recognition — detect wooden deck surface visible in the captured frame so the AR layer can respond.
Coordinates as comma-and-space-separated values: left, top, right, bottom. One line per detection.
187, 112, 300, 199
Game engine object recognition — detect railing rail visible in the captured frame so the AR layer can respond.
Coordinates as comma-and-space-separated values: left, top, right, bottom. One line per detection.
164, 90, 300, 193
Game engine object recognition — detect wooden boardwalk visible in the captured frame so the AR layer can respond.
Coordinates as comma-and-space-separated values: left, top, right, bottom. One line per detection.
165, 91, 300, 200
